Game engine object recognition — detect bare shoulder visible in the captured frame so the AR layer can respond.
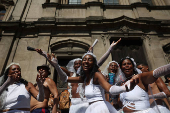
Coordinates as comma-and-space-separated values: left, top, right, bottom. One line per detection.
94, 72, 105, 79
45, 77, 56, 86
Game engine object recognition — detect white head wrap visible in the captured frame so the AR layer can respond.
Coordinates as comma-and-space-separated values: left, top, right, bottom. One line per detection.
119, 56, 142, 83
103, 61, 119, 76
82, 52, 97, 64
0, 62, 21, 109
103, 61, 126, 85
66, 58, 82, 73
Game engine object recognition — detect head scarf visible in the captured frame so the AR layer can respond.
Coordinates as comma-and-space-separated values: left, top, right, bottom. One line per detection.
103, 61, 126, 85
66, 58, 82, 73
82, 52, 97, 64
118, 57, 142, 85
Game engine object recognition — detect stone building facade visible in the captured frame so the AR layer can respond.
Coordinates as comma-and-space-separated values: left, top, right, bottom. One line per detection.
0, 0, 170, 86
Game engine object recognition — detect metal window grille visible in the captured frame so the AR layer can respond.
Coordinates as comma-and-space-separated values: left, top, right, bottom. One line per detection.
104, 0, 119, 5
141, 0, 153, 5
0, 10, 6, 21
69, 0, 81, 4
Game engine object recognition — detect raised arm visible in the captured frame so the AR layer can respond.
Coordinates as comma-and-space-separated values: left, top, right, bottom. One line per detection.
0, 74, 19, 95
27, 74, 45, 102
35, 49, 68, 82
97, 38, 121, 67
141, 63, 170, 86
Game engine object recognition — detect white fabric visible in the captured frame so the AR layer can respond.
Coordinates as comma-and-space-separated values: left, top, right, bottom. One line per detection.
3, 110, 30, 113
69, 98, 88, 113
85, 100, 117, 113
66, 58, 82, 73
153, 63, 170, 78
152, 105, 170, 113
120, 85, 150, 111
109, 80, 131, 95
149, 92, 167, 99
85, 78, 105, 103
3, 83, 30, 110
103, 61, 126, 85
85, 78, 118, 113
131, 108, 158, 113
68, 73, 85, 99
118, 57, 142, 85
51, 58, 68, 82
82, 53, 97, 63
103, 61, 119, 76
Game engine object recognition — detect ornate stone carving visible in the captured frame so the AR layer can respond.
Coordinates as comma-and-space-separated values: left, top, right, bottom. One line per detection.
141, 35, 151, 40
163, 43, 170, 63
101, 34, 110, 46
119, 26, 130, 33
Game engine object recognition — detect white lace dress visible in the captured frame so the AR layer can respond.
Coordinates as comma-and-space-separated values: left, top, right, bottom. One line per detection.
85, 78, 118, 113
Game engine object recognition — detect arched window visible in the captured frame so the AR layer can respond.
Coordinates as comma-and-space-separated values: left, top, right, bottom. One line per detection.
0, 9, 6, 21
69, 0, 81, 4
50, 39, 89, 87
104, 0, 119, 5
141, 0, 153, 5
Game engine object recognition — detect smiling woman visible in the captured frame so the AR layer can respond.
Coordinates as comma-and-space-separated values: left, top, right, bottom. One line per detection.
118, 57, 170, 113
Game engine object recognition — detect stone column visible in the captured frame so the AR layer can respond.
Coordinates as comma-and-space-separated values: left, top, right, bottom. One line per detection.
128, 0, 141, 4
50, 0, 60, 3
163, 0, 170, 5
142, 35, 167, 70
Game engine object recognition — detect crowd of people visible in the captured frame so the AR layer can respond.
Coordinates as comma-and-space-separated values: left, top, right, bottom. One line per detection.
1, 38, 170, 113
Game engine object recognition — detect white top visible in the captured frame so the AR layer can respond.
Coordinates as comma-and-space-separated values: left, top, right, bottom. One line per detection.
68, 73, 85, 99
85, 78, 105, 103
4, 83, 31, 109
120, 85, 150, 111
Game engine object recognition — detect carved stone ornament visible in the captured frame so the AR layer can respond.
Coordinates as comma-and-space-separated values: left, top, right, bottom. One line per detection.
141, 35, 151, 40
101, 34, 110, 46
164, 54, 170, 63
163, 43, 170, 63
119, 26, 130, 33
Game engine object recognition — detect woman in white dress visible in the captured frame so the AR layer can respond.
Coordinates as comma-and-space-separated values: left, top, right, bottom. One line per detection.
0, 63, 45, 113
118, 57, 170, 113
40, 50, 139, 113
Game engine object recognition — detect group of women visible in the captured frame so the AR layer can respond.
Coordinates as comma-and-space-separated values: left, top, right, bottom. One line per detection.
1, 38, 170, 113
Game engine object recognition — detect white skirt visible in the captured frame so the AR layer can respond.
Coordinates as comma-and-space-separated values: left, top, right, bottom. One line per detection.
85, 100, 118, 113
152, 105, 170, 113
69, 98, 89, 113
4, 110, 30, 113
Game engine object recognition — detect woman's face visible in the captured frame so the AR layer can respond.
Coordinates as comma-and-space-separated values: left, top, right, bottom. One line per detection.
108, 62, 118, 74
74, 60, 82, 72
121, 59, 134, 78
82, 55, 94, 72
8, 65, 21, 80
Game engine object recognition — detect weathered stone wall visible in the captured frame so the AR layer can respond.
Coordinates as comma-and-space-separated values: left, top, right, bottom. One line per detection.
1, 0, 170, 83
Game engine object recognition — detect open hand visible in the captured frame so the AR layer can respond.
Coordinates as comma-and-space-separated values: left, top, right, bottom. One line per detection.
36, 74, 45, 86
124, 76, 139, 92
7, 73, 21, 85
110, 38, 121, 49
